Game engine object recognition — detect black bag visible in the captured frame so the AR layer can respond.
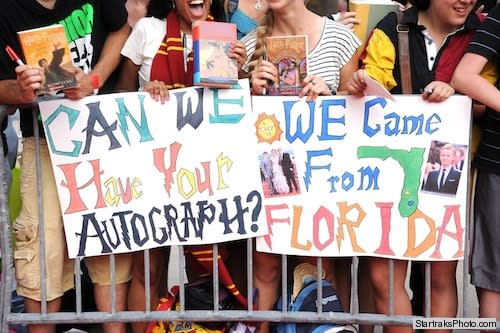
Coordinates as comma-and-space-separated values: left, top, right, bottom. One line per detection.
185, 278, 237, 330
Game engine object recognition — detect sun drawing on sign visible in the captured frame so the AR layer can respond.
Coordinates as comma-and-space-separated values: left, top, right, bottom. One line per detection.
255, 113, 282, 144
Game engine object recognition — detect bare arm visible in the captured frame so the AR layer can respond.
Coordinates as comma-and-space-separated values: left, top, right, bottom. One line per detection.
338, 51, 360, 95
451, 53, 500, 112
0, 65, 43, 106
92, 23, 132, 87
64, 23, 131, 99
115, 57, 140, 92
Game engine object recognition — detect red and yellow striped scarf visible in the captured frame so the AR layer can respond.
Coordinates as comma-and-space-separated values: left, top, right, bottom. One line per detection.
185, 245, 251, 309
150, 11, 213, 89
150, 11, 191, 88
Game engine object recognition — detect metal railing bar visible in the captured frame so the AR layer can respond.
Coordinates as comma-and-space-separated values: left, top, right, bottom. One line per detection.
33, 104, 48, 315
4, 309, 422, 326
246, 238, 254, 312
75, 257, 83, 314
0, 105, 12, 333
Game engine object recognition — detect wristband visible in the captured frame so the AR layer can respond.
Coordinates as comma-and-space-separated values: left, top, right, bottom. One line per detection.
90, 73, 100, 95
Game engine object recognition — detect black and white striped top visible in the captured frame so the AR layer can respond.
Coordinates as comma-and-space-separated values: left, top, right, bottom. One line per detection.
242, 17, 360, 94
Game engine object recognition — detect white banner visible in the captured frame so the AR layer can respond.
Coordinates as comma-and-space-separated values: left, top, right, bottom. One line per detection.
39, 80, 266, 258
253, 94, 471, 260
39, 84, 472, 261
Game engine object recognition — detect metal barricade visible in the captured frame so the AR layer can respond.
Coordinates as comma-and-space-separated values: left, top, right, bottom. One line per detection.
0, 102, 497, 332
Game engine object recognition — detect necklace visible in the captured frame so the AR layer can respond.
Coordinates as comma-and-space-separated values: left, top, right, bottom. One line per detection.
255, 0, 262, 10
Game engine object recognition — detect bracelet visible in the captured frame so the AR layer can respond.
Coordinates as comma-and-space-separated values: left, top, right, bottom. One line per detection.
90, 73, 100, 95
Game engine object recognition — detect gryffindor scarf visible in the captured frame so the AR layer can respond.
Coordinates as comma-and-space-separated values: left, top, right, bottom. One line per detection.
150, 11, 213, 88
150, 11, 193, 88
185, 245, 252, 309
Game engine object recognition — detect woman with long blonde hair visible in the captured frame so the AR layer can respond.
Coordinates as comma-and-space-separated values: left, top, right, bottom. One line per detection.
240, 1, 360, 331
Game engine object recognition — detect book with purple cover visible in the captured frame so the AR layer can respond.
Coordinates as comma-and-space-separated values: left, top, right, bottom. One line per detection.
264, 35, 308, 96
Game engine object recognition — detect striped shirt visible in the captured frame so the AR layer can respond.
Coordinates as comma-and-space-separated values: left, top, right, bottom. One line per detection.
241, 17, 360, 93
468, 5, 500, 172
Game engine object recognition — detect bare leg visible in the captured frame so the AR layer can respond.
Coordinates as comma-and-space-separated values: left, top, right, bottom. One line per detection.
332, 257, 352, 311
24, 297, 61, 333
478, 288, 500, 333
358, 257, 375, 333
427, 261, 457, 333
128, 248, 169, 333
254, 251, 281, 333
94, 282, 130, 333
369, 258, 412, 333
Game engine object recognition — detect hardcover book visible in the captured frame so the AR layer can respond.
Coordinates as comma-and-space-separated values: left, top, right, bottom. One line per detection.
264, 35, 308, 96
349, 0, 400, 43
192, 21, 238, 88
17, 24, 76, 95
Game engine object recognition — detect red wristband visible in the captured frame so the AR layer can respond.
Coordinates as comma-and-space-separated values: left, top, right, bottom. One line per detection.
90, 73, 99, 95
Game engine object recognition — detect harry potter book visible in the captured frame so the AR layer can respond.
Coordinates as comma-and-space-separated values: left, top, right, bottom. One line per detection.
192, 21, 238, 88
264, 35, 308, 96
17, 24, 76, 95
349, 0, 400, 43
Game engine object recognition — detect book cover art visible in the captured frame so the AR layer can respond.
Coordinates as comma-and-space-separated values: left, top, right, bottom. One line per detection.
17, 24, 76, 95
264, 35, 308, 96
349, 0, 400, 43
192, 21, 238, 88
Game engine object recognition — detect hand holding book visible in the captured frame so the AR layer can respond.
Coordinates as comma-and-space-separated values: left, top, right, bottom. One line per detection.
299, 75, 332, 102
249, 55, 278, 96
17, 24, 77, 95
6, 45, 46, 104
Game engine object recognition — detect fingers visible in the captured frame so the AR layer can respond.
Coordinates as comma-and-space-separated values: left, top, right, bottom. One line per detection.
64, 69, 94, 100
346, 70, 366, 96
250, 60, 277, 95
15, 65, 43, 103
299, 75, 329, 101
422, 83, 455, 103
336, 11, 360, 31
144, 80, 170, 104
229, 41, 247, 70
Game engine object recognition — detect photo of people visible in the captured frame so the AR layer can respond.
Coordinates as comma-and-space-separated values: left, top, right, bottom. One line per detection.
259, 148, 300, 198
421, 141, 468, 196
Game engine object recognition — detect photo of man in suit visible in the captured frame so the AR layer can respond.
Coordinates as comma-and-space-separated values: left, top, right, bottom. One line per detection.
454, 146, 466, 171
422, 143, 463, 196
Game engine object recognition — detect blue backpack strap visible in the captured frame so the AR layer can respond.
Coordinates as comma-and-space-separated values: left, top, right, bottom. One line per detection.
227, 0, 239, 21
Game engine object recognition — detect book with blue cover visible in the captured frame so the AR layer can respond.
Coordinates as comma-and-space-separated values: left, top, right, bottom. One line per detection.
192, 21, 238, 88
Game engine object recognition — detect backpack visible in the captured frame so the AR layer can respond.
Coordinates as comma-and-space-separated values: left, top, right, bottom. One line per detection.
275, 261, 360, 333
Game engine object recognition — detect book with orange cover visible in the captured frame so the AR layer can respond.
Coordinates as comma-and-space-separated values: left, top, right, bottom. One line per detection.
264, 35, 308, 96
349, 0, 400, 43
192, 21, 238, 88
17, 24, 76, 95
